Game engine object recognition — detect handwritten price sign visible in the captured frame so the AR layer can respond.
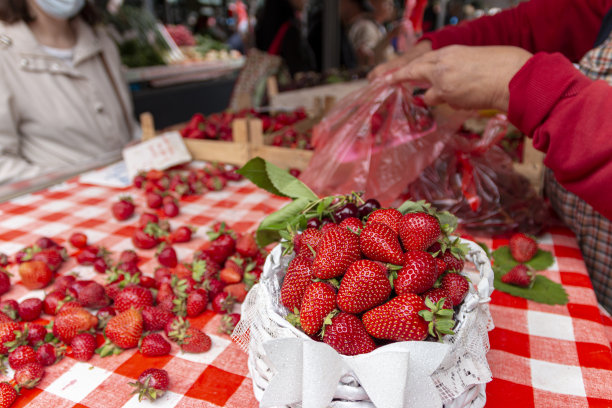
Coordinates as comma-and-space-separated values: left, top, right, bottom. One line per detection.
123, 132, 192, 180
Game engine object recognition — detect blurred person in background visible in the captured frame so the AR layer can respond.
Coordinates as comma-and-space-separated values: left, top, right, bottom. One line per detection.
370, 0, 612, 312
0, 0, 136, 185
254, 0, 315, 75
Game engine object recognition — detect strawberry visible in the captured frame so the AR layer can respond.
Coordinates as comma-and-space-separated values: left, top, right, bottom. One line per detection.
280, 256, 315, 312
440, 273, 470, 306
362, 294, 428, 341
219, 263, 243, 284
186, 289, 208, 317
201, 235, 235, 265
422, 288, 453, 309
14, 362, 44, 389
31, 248, 65, 272
18, 298, 43, 321
312, 227, 360, 279
52, 307, 98, 344
75, 246, 101, 265
339, 217, 363, 233
140, 333, 171, 357
141, 306, 173, 332
8, 345, 37, 370
223, 282, 247, 303
0, 312, 12, 325
114, 286, 153, 313
0, 300, 18, 321
129, 368, 169, 402
501, 264, 535, 288
180, 327, 212, 353
435, 258, 447, 277
146, 192, 163, 209
204, 278, 226, 301
322, 312, 376, 356
72, 280, 109, 309
320, 223, 337, 236
211, 292, 234, 314
398, 212, 441, 252
112, 196, 135, 221
366, 208, 402, 234
219, 313, 240, 335
103, 308, 143, 350
169, 226, 193, 244
96, 306, 116, 330
162, 200, 180, 218
132, 228, 160, 250
235, 233, 258, 258
191, 259, 220, 283
68, 232, 88, 249
509, 233, 538, 263
92, 257, 110, 274
337, 260, 391, 314
298, 282, 337, 336
0, 382, 17, 408
294, 228, 323, 256
43, 290, 67, 316
359, 222, 404, 265
119, 250, 140, 265
138, 213, 159, 229
0, 270, 10, 296
54, 274, 76, 292
394, 251, 438, 295
36, 343, 64, 366
157, 246, 177, 268
70, 333, 96, 361
18, 261, 52, 290
24, 323, 47, 347
0, 322, 20, 354
441, 249, 465, 273
35, 237, 58, 249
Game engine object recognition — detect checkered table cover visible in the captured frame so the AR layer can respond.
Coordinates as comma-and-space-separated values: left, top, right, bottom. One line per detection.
0, 175, 609, 408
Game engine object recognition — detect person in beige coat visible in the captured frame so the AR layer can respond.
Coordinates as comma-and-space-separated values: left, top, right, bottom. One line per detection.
0, 0, 137, 185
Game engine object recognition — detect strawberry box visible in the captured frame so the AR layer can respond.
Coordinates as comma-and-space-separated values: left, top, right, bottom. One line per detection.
233, 237, 494, 408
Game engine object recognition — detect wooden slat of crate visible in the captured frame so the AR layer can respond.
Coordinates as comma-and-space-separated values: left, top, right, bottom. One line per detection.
180, 119, 251, 166
248, 118, 313, 170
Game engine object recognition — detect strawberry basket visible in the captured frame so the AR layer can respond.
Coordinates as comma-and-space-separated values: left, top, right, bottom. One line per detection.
232, 237, 494, 408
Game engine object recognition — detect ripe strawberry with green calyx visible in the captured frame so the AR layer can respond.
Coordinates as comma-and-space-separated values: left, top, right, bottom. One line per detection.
141, 305, 173, 332
112, 196, 135, 221
366, 208, 402, 234
359, 222, 404, 265
312, 227, 360, 280
139, 333, 171, 357
0, 322, 22, 354
14, 362, 44, 389
186, 289, 208, 317
322, 312, 376, 356
0, 269, 11, 297
18, 261, 52, 290
156, 244, 177, 268
280, 256, 315, 312
190, 259, 220, 283
114, 286, 153, 313
397, 200, 458, 252
36, 343, 65, 366
393, 250, 438, 295
422, 288, 454, 309
509, 233, 538, 263
501, 264, 535, 288
418, 296, 456, 340
8, 345, 37, 370
211, 292, 235, 314
290, 281, 337, 337
339, 217, 363, 234
337, 260, 391, 314
440, 272, 470, 306
362, 293, 428, 342
292, 228, 323, 257
219, 313, 241, 335
129, 368, 169, 402
165, 317, 212, 353
0, 382, 17, 408
99, 308, 143, 355
235, 233, 259, 258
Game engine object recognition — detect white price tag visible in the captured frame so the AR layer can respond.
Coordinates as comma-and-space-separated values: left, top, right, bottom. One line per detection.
122, 132, 192, 180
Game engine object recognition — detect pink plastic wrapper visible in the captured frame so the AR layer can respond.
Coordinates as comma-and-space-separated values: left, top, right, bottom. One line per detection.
300, 80, 461, 206
401, 115, 549, 234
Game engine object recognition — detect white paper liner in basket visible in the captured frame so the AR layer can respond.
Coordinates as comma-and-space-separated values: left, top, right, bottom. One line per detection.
233, 238, 494, 408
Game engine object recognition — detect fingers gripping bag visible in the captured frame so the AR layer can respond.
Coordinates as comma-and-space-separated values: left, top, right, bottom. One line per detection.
300, 79, 464, 206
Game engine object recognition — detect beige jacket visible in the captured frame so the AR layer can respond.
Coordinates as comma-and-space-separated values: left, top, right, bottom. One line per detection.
0, 19, 136, 184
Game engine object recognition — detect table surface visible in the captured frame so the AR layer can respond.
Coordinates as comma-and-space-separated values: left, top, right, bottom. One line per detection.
0, 171, 610, 408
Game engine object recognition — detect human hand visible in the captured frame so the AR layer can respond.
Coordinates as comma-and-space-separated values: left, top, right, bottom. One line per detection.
368, 40, 432, 81
386, 45, 532, 111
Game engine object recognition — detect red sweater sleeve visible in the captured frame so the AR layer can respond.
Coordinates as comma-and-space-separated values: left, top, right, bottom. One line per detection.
422, 0, 612, 62
508, 53, 612, 220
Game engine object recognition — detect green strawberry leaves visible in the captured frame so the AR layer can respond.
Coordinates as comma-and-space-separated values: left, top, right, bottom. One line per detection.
492, 246, 554, 271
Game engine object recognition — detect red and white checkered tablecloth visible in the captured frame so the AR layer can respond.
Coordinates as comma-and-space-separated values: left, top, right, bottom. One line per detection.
0, 174, 610, 408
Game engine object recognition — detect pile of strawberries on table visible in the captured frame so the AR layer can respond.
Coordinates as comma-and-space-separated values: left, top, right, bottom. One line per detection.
280, 199, 471, 356
0, 166, 267, 406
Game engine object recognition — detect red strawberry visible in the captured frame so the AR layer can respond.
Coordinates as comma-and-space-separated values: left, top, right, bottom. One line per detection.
129, 368, 169, 401
223, 282, 247, 303
442, 250, 464, 273
69, 232, 88, 249
104, 308, 143, 350
157, 246, 177, 268
54, 274, 76, 292
359, 222, 404, 265
92, 257, 109, 274
31, 248, 65, 272
219, 313, 240, 335
191, 259, 220, 283
119, 250, 139, 265
146, 192, 163, 209
186, 289, 208, 317
312, 227, 360, 279
0, 270, 10, 296
337, 260, 391, 314
0, 382, 17, 407
339, 217, 363, 233
112, 196, 135, 221
501, 264, 535, 288
35, 237, 58, 249
140, 333, 171, 357
162, 200, 180, 218
72, 280, 109, 309
43, 290, 67, 316
70, 333, 96, 361
8, 345, 37, 370
180, 327, 212, 353
441, 273, 470, 306
422, 288, 453, 309
211, 292, 234, 314
75, 246, 101, 265
18, 298, 43, 321
96, 306, 116, 330
141, 306, 173, 332
204, 278, 226, 301
18, 261, 52, 290
322, 312, 376, 356
114, 286, 153, 312
280, 256, 315, 312
0, 300, 17, 321
14, 362, 44, 389
24, 323, 47, 347
132, 229, 160, 250
509, 233, 538, 263
294, 228, 323, 256
219, 262, 243, 284
201, 235, 236, 265
0, 312, 12, 325
394, 251, 438, 295
138, 213, 159, 229
298, 282, 337, 336
319, 223, 337, 236
366, 208, 402, 234
53, 307, 98, 344
169, 226, 193, 243
36, 343, 63, 366
435, 258, 447, 277
398, 212, 441, 252
235, 233, 258, 258
362, 294, 428, 341
0, 322, 21, 354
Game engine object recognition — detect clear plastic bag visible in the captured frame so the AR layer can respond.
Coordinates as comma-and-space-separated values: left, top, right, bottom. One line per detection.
401, 116, 549, 234
300, 80, 459, 206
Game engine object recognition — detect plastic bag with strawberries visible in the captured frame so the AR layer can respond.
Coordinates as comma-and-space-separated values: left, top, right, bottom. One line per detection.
401, 115, 549, 235
300, 79, 461, 206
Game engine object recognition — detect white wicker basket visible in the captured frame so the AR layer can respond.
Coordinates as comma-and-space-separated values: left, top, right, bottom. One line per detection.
233, 238, 495, 408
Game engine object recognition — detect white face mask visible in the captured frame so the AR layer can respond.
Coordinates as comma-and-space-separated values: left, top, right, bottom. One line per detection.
34, 0, 86, 20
